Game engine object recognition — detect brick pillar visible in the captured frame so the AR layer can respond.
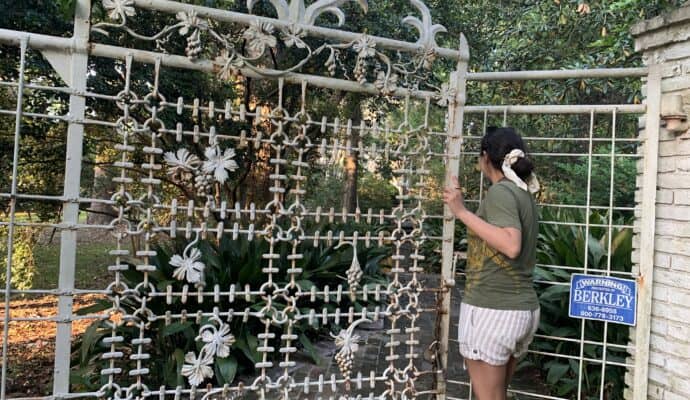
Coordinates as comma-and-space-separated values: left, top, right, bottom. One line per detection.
627, 6, 690, 400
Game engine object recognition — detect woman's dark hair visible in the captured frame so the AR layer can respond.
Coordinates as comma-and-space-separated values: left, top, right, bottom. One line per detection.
480, 126, 535, 181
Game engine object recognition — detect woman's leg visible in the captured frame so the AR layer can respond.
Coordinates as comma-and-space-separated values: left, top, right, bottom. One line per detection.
466, 358, 508, 400
505, 356, 518, 394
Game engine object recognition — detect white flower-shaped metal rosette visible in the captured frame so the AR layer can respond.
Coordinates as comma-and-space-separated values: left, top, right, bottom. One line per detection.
170, 247, 205, 284
198, 320, 236, 358
374, 71, 400, 96
352, 35, 377, 58
243, 20, 279, 59
170, 233, 206, 285
202, 146, 239, 184
163, 145, 239, 199
436, 82, 457, 107
332, 326, 362, 354
103, 0, 135, 21
164, 148, 200, 176
281, 24, 308, 49
177, 10, 209, 35
181, 350, 215, 387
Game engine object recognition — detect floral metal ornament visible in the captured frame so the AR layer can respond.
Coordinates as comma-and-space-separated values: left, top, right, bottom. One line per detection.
436, 82, 457, 107
202, 146, 239, 184
164, 145, 239, 199
170, 247, 205, 284
281, 24, 308, 48
198, 318, 236, 358
164, 148, 200, 179
352, 35, 376, 58
374, 71, 400, 96
170, 232, 206, 285
91, 0, 450, 95
246, 0, 369, 26
181, 350, 215, 387
103, 0, 135, 21
243, 20, 279, 58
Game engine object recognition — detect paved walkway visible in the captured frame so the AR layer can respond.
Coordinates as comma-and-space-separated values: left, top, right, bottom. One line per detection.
238, 274, 547, 399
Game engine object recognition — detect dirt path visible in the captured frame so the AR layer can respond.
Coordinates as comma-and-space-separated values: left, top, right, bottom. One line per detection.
0, 295, 99, 396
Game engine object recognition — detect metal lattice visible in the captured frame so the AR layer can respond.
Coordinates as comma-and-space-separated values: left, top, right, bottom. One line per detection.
0, 1, 662, 400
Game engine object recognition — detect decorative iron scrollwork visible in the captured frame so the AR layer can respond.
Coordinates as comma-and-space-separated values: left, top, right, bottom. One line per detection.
91, 0, 451, 97
246, 0, 369, 26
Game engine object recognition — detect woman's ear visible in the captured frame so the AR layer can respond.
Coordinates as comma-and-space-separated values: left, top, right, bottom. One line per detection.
477, 152, 487, 172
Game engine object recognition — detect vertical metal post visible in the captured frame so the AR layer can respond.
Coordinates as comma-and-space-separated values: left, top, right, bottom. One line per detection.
436, 34, 469, 400
53, 0, 91, 395
0, 37, 28, 400
632, 64, 661, 400
576, 110, 596, 400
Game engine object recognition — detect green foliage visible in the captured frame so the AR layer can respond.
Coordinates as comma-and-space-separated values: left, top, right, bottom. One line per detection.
305, 168, 397, 212
0, 227, 39, 290
72, 233, 388, 390
531, 208, 633, 400
544, 146, 637, 209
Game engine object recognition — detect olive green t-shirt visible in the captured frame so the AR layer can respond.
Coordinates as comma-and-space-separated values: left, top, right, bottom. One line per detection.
462, 179, 539, 311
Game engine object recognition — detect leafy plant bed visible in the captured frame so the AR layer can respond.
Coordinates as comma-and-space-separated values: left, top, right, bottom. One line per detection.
71, 234, 389, 390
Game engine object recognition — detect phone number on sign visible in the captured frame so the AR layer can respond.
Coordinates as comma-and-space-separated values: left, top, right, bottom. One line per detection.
578, 310, 625, 322
587, 305, 619, 314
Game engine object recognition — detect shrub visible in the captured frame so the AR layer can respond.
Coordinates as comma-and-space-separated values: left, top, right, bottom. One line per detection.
0, 226, 38, 290
72, 232, 388, 391
530, 208, 633, 399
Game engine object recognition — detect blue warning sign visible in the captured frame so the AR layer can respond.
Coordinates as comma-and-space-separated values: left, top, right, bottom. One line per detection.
569, 274, 637, 326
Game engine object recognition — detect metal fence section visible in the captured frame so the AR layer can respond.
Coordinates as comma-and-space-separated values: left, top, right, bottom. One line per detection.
0, 1, 660, 400
0, 1, 464, 399
445, 68, 659, 400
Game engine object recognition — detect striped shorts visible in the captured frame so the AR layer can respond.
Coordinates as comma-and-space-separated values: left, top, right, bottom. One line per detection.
457, 302, 540, 366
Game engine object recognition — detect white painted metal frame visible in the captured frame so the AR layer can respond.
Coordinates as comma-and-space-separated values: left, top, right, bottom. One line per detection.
0, 1, 659, 400
443, 68, 658, 400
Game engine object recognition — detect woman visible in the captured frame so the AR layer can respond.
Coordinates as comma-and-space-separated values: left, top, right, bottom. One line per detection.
443, 127, 541, 400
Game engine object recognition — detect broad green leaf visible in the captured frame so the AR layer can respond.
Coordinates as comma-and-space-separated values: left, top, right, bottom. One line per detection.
299, 334, 322, 366
216, 356, 238, 384
80, 322, 103, 365
546, 362, 570, 384
75, 300, 111, 315
162, 322, 193, 337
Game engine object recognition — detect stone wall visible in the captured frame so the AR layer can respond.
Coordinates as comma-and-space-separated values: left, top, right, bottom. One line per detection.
627, 6, 690, 400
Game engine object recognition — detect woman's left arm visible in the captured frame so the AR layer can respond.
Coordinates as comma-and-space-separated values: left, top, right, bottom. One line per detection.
443, 176, 522, 259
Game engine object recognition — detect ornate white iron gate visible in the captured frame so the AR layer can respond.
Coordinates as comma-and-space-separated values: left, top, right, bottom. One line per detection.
0, 1, 660, 400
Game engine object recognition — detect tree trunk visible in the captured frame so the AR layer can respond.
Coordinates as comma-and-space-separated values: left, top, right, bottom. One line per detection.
342, 139, 359, 213
341, 94, 362, 213
86, 152, 116, 225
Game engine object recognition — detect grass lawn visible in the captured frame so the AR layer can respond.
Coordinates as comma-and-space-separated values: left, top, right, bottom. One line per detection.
32, 241, 114, 290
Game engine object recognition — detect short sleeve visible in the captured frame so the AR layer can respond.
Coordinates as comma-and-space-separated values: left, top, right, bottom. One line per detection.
483, 184, 522, 231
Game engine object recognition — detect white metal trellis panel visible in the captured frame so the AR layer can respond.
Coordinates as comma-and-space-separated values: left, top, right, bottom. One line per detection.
0, 1, 661, 400
444, 66, 658, 400
0, 0, 465, 399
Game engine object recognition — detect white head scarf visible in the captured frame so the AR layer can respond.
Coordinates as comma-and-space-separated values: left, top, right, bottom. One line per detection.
502, 149, 540, 194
